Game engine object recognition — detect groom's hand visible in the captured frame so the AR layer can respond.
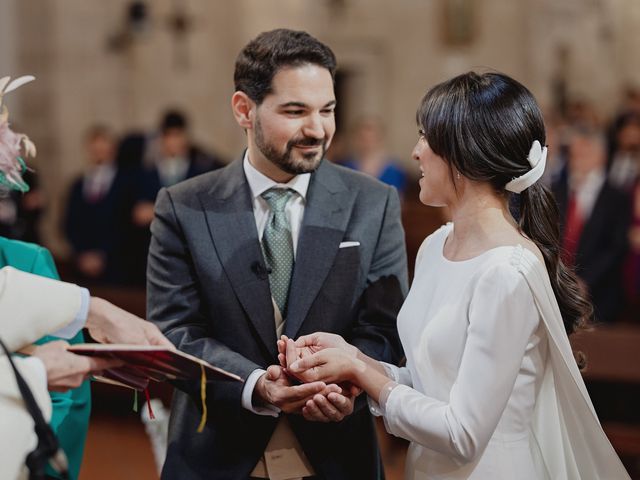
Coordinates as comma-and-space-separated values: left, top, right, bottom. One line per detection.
302, 389, 358, 423
253, 365, 332, 414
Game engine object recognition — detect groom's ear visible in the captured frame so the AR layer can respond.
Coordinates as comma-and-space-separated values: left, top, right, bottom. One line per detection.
231, 91, 255, 130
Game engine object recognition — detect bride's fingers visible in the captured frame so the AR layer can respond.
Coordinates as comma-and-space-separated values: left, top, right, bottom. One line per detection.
293, 333, 318, 348
348, 384, 363, 397
289, 351, 325, 373
286, 338, 299, 368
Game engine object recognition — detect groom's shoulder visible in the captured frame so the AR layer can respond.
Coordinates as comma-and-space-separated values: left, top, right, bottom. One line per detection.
165, 161, 238, 200
321, 160, 393, 198
320, 162, 400, 217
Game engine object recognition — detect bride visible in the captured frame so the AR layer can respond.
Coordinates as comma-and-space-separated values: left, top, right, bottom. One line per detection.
280, 72, 630, 479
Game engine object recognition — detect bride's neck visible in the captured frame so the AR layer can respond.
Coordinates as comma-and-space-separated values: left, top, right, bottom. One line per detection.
447, 185, 516, 250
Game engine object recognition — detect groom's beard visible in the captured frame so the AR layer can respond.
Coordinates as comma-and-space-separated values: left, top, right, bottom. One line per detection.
255, 117, 327, 175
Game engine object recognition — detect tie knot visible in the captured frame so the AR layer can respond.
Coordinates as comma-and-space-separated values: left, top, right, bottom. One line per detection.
261, 188, 295, 212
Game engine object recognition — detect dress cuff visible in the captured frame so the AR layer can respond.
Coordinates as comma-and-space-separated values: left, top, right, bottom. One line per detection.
20, 356, 48, 385
241, 368, 281, 417
367, 380, 398, 417
51, 287, 89, 339
380, 361, 413, 386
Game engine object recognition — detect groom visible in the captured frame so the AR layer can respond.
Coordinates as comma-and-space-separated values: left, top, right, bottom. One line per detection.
147, 28, 407, 479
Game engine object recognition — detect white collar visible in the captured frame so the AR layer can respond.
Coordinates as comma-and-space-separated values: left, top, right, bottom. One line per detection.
243, 150, 310, 200
569, 168, 606, 195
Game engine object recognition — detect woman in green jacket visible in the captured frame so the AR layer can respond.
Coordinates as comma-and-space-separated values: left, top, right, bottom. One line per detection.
0, 236, 90, 480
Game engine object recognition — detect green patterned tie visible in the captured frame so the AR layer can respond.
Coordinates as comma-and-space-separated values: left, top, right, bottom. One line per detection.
261, 188, 296, 318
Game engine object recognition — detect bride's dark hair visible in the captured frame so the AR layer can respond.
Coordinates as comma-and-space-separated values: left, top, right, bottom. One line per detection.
416, 71, 592, 335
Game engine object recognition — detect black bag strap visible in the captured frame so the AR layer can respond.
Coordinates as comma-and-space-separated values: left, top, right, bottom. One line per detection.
0, 338, 69, 480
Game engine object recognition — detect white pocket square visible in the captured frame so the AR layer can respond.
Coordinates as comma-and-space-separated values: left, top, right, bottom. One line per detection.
339, 241, 360, 248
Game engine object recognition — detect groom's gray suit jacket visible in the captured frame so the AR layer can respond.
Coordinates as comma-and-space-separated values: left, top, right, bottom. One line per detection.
147, 155, 408, 479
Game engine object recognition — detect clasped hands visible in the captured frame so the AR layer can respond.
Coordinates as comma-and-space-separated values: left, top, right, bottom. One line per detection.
254, 332, 363, 423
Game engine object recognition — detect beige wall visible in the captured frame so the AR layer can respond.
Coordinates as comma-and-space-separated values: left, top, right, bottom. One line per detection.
2, 0, 639, 253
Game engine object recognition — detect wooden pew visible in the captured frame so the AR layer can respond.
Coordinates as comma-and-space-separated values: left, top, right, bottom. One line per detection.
571, 325, 640, 462
400, 194, 446, 278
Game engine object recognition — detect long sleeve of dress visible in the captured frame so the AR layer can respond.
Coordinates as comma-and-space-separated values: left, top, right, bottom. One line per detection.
0, 267, 81, 352
382, 263, 540, 464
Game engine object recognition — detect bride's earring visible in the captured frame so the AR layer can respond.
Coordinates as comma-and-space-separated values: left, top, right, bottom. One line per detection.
456, 171, 461, 180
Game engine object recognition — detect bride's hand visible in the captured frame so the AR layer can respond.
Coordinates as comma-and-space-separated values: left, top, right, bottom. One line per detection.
286, 347, 364, 385
277, 332, 358, 371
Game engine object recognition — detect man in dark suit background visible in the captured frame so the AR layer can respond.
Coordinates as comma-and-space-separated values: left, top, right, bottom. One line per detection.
127, 110, 225, 284
65, 125, 131, 284
552, 127, 631, 323
147, 29, 407, 479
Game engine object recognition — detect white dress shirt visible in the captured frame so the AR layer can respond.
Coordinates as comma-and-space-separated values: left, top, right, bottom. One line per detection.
82, 163, 116, 201
157, 156, 190, 187
609, 151, 639, 190
569, 168, 606, 221
240, 152, 310, 416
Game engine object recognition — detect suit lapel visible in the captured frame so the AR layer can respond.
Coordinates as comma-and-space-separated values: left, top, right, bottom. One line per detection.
197, 158, 278, 357
284, 161, 355, 339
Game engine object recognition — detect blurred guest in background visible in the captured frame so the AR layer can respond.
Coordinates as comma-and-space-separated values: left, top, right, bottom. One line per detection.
126, 109, 224, 284
608, 112, 640, 191
621, 86, 640, 115
0, 169, 44, 244
565, 99, 602, 131
540, 110, 569, 185
340, 116, 407, 194
623, 180, 640, 322
552, 127, 630, 323
133, 109, 224, 225
64, 125, 131, 284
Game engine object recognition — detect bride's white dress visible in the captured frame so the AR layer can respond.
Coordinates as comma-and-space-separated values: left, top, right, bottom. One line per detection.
374, 224, 629, 479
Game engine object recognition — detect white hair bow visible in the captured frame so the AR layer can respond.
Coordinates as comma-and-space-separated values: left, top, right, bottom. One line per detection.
505, 140, 547, 194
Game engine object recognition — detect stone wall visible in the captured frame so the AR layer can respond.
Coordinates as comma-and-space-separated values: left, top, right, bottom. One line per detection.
0, 0, 638, 253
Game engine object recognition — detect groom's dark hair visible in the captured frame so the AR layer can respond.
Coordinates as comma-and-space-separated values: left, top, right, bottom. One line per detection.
234, 28, 337, 105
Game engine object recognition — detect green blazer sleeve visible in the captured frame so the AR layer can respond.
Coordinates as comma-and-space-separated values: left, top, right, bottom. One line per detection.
0, 237, 91, 480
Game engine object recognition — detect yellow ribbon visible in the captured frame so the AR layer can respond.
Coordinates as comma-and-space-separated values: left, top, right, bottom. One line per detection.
197, 364, 207, 433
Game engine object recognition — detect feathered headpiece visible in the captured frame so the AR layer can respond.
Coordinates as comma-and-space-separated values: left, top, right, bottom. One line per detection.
0, 75, 37, 192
